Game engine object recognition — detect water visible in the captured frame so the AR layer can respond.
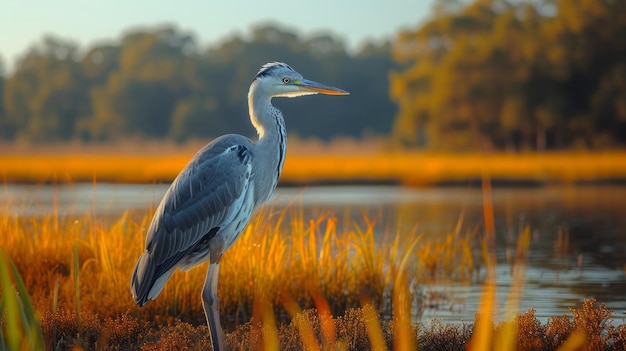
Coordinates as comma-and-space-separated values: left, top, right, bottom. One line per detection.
2, 183, 626, 324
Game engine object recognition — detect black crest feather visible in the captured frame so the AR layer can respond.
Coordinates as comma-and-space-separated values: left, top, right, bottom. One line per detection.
255, 62, 294, 79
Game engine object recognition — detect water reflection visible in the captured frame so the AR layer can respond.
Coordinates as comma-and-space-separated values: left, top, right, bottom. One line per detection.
2, 183, 625, 323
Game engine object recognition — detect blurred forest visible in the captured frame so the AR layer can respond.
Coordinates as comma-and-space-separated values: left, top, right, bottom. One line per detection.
0, 0, 625, 150
0, 24, 395, 143
392, 0, 626, 150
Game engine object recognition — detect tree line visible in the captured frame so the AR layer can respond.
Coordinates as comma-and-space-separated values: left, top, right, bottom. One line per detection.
1, 0, 625, 150
391, 0, 626, 150
0, 24, 396, 142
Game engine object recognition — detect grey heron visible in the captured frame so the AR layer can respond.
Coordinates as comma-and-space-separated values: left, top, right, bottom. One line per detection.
130, 62, 348, 350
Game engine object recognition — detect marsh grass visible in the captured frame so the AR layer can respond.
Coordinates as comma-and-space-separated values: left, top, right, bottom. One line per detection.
1, 196, 473, 349
2, 151, 626, 184
1, 192, 625, 350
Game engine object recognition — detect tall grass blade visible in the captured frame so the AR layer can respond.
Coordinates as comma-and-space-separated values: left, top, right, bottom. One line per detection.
0, 250, 45, 351
8, 260, 44, 349
262, 299, 279, 351
73, 242, 81, 329
362, 304, 386, 351
52, 278, 59, 350
0, 252, 21, 351
468, 280, 496, 351
392, 234, 420, 351
282, 294, 320, 351
469, 176, 498, 350
313, 291, 336, 349
494, 227, 531, 350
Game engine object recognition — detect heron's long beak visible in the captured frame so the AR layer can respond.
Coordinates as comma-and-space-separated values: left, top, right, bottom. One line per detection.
297, 79, 350, 95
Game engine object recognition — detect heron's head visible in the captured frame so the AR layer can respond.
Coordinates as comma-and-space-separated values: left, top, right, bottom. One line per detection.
252, 62, 349, 98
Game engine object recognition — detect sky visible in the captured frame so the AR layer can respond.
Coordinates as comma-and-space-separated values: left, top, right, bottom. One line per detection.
1, 0, 433, 73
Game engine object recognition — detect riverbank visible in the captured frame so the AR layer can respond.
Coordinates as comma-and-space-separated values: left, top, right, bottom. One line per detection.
2, 151, 626, 186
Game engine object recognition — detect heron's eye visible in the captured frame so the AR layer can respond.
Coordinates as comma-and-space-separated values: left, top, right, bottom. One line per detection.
282, 77, 290, 84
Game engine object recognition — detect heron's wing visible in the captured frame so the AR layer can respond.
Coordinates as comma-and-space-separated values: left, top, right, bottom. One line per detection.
131, 135, 252, 305
131, 136, 253, 304
148, 138, 253, 262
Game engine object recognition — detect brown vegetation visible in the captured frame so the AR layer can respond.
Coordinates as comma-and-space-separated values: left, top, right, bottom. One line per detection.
30, 300, 626, 350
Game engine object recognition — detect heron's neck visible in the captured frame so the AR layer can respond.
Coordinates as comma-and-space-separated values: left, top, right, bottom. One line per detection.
248, 86, 287, 197
248, 87, 285, 144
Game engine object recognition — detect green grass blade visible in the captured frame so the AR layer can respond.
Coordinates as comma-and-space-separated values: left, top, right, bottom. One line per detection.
0, 251, 20, 351
8, 256, 45, 350
0, 249, 45, 351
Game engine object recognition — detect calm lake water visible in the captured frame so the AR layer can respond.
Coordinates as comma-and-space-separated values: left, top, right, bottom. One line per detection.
2, 183, 626, 324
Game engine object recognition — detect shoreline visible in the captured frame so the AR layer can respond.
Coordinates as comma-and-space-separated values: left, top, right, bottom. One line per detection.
2, 151, 626, 186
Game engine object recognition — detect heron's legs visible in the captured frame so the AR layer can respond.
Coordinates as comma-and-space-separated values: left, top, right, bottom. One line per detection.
203, 263, 225, 351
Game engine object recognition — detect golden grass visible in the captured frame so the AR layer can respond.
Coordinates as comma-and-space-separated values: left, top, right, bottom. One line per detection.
0, 196, 478, 349
2, 151, 626, 184
2, 184, 625, 350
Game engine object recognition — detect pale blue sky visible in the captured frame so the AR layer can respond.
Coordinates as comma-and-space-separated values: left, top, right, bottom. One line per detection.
1, 0, 433, 73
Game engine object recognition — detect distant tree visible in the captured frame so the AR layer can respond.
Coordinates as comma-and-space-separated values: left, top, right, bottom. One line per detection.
170, 97, 223, 141
81, 44, 121, 86
539, 0, 626, 148
3, 36, 88, 142
0, 23, 399, 142
203, 24, 397, 140
0, 58, 8, 138
78, 26, 196, 140
281, 40, 398, 139
390, 0, 626, 150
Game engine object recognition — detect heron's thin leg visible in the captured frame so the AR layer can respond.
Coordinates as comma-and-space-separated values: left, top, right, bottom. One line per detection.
203, 262, 225, 351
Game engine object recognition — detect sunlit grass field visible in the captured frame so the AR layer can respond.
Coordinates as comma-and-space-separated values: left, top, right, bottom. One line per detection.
2, 146, 626, 185
2, 143, 626, 349
2, 185, 626, 350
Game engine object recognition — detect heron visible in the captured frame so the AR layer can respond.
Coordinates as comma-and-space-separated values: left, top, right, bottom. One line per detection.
131, 62, 348, 350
